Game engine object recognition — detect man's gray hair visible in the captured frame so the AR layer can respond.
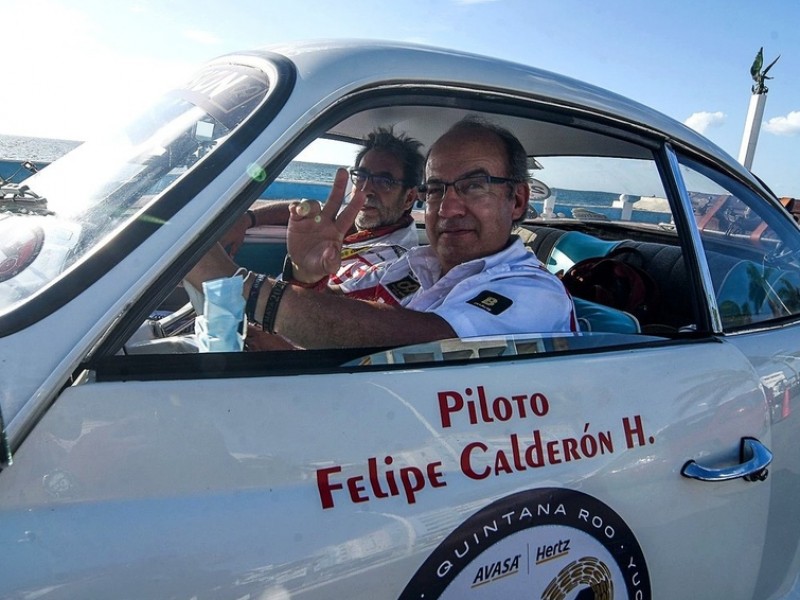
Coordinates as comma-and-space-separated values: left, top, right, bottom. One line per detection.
439, 116, 530, 183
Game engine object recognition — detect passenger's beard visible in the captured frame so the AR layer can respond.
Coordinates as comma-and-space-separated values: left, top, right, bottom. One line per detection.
355, 203, 395, 230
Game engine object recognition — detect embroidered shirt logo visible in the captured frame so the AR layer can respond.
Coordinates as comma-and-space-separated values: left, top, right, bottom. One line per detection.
467, 291, 512, 315
386, 275, 421, 299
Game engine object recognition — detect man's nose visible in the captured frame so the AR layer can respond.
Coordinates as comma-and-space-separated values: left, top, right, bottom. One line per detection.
360, 178, 380, 195
437, 185, 466, 216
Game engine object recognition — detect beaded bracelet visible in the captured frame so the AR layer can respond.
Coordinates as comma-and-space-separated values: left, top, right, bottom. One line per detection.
261, 280, 288, 334
246, 274, 267, 322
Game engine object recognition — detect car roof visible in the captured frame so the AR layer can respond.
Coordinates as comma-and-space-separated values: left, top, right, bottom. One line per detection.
238, 39, 756, 185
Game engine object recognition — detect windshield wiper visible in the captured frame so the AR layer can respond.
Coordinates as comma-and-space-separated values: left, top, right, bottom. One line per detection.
0, 181, 51, 215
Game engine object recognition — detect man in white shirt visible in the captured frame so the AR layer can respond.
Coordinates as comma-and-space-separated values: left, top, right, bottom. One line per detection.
339, 235, 573, 338
187, 117, 575, 349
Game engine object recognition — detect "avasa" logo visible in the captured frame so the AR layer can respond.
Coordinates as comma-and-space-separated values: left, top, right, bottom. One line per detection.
471, 554, 521, 587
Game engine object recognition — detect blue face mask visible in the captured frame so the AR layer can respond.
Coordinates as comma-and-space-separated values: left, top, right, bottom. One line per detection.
195, 274, 246, 352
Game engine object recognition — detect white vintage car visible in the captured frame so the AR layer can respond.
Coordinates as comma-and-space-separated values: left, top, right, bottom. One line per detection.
1, 40, 799, 599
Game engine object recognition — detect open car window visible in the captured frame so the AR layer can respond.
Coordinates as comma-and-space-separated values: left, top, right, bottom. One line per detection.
107, 97, 707, 379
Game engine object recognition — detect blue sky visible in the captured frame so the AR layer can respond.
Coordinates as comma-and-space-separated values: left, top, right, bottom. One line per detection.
4, 0, 799, 196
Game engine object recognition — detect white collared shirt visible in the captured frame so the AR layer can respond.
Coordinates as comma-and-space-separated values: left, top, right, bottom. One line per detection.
341, 237, 576, 337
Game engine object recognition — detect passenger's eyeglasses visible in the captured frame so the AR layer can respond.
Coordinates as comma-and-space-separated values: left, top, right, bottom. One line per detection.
349, 169, 406, 193
419, 174, 519, 203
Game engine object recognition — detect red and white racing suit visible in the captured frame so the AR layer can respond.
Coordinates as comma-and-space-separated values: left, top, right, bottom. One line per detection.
329, 218, 419, 287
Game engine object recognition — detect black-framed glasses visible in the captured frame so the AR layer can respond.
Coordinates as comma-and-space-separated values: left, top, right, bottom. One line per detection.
419, 174, 519, 203
349, 169, 406, 193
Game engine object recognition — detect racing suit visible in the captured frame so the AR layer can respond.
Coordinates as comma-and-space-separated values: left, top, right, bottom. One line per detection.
329, 216, 418, 286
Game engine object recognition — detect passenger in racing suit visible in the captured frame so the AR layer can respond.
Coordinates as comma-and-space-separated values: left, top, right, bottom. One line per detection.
187, 117, 575, 349
220, 127, 425, 288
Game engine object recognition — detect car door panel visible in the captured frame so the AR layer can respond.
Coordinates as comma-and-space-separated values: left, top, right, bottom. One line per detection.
0, 337, 769, 599
723, 325, 800, 599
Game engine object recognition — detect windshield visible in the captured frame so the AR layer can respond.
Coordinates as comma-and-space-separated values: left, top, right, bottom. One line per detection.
0, 62, 271, 316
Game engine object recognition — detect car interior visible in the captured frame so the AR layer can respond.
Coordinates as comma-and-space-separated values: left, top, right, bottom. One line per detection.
109, 97, 800, 371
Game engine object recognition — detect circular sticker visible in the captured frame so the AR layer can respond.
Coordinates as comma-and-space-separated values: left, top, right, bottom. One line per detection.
0, 218, 44, 283
400, 488, 650, 599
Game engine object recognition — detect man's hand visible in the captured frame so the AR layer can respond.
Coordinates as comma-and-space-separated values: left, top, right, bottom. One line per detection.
244, 324, 298, 351
286, 168, 366, 283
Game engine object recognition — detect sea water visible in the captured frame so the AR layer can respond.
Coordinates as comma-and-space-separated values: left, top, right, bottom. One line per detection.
2, 134, 651, 221
0, 134, 339, 185
0, 134, 82, 162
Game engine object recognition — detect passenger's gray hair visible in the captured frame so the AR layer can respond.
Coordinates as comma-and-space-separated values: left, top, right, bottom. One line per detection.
354, 126, 425, 188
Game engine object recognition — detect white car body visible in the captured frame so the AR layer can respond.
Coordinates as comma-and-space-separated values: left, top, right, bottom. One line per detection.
1, 40, 799, 599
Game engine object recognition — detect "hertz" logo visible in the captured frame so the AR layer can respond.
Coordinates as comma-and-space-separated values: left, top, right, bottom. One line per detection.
536, 538, 571, 564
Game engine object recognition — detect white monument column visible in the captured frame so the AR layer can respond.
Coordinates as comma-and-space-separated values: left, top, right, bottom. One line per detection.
738, 93, 766, 170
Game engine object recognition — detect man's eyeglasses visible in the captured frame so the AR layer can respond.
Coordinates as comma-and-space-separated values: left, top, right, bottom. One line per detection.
419, 174, 519, 203
349, 169, 406, 193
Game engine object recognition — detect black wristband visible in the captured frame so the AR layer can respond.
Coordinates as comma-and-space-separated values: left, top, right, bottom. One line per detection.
246, 274, 267, 322
246, 209, 257, 228
261, 280, 288, 334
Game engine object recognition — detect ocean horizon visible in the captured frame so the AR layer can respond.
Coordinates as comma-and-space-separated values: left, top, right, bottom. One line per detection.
0, 133, 83, 163
1, 133, 637, 219
0, 133, 340, 184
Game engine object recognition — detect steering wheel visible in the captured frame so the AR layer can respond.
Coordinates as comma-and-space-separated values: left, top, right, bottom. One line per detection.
765, 241, 800, 268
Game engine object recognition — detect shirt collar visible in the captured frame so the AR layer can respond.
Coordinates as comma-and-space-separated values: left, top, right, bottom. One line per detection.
406, 235, 523, 288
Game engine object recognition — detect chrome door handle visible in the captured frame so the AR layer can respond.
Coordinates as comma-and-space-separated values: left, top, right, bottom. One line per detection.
681, 437, 772, 482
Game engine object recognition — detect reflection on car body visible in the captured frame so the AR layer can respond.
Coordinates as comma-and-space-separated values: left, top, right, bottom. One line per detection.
1, 40, 800, 599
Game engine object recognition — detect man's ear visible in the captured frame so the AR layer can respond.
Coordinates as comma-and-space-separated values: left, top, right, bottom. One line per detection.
403, 187, 418, 211
510, 182, 530, 221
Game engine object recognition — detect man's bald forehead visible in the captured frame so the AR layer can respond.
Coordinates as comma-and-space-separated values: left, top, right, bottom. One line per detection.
428, 129, 506, 173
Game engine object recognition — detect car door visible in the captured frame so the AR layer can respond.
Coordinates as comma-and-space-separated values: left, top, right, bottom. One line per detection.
674, 152, 800, 599
0, 328, 771, 599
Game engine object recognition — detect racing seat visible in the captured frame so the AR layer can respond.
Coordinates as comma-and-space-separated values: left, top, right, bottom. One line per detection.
518, 226, 641, 334
573, 298, 641, 334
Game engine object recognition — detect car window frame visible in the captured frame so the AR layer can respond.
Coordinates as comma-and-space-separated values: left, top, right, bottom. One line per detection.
90, 84, 734, 378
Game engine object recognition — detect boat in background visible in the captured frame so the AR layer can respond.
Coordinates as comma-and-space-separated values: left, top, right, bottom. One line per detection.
0, 158, 46, 184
